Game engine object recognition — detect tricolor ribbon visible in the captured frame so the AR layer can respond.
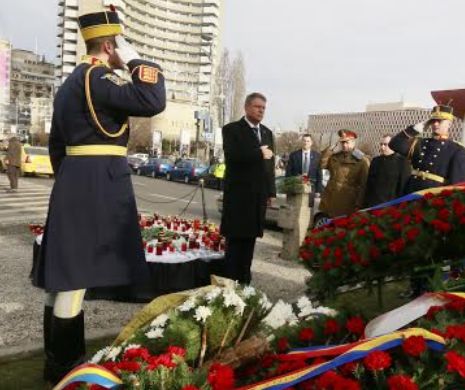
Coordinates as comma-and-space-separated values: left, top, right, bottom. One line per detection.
52, 363, 122, 390
239, 328, 445, 390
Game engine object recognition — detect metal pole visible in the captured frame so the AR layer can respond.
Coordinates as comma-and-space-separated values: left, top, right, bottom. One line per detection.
199, 178, 208, 223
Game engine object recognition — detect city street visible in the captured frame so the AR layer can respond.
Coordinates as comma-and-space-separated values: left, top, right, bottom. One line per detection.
0, 172, 222, 226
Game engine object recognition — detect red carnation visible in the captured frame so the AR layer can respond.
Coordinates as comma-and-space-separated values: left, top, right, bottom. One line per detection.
453, 200, 465, 216
339, 361, 358, 376
346, 316, 365, 336
445, 299, 465, 313
208, 363, 235, 390
431, 198, 445, 208
426, 305, 443, 320
437, 208, 450, 221
405, 227, 420, 241
387, 375, 418, 390
357, 229, 366, 236
299, 327, 315, 342
431, 219, 452, 233
402, 336, 426, 357
445, 325, 465, 343
324, 319, 340, 335
445, 351, 465, 378
300, 249, 312, 261
388, 238, 405, 253
181, 386, 200, 390
122, 347, 151, 362
363, 350, 392, 371
315, 371, 342, 388
337, 378, 361, 390
337, 230, 346, 239
369, 246, 381, 260
147, 353, 176, 370
167, 345, 186, 358
322, 247, 332, 258
277, 337, 289, 352
115, 360, 141, 373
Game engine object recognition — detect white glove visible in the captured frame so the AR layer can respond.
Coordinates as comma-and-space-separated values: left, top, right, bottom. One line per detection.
115, 35, 140, 65
352, 148, 364, 160
413, 121, 427, 134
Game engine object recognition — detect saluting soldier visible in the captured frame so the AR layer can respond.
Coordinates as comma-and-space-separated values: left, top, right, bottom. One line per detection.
319, 130, 370, 218
389, 105, 465, 194
32, 6, 166, 384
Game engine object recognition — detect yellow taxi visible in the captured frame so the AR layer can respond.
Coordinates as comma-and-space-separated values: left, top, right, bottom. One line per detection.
22, 146, 54, 177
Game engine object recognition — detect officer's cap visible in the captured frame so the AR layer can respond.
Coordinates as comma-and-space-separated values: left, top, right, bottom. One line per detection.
338, 129, 357, 142
430, 105, 454, 122
78, 5, 122, 42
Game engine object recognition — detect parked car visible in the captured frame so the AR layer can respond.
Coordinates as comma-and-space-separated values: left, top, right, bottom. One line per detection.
136, 158, 173, 178
166, 159, 209, 184
127, 156, 145, 172
217, 171, 330, 226
130, 153, 149, 162
22, 146, 54, 177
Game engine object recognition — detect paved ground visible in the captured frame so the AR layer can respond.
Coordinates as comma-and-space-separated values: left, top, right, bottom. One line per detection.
0, 173, 308, 357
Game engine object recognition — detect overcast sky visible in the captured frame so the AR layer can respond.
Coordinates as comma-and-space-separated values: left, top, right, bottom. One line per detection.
2, 0, 465, 129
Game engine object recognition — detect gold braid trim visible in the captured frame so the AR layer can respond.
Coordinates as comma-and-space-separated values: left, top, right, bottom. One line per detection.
84, 64, 128, 138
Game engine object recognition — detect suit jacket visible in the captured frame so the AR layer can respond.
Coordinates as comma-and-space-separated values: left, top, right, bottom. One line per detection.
285, 149, 323, 193
220, 117, 276, 238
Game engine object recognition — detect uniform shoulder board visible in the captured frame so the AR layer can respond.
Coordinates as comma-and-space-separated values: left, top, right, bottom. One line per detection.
351, 148, 365, 160
100, 72, 128, 86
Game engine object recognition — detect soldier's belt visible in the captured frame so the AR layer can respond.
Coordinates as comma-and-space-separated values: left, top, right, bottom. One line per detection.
66, 145, 127, 156
411, 169, 445, 183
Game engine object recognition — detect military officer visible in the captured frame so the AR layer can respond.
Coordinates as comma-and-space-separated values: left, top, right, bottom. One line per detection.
319, 130, 370, 218
389, 105, 465, 194
32, 6, 166, 384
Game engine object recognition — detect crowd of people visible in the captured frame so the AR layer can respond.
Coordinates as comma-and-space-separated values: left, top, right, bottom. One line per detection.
281, 104, 465, 221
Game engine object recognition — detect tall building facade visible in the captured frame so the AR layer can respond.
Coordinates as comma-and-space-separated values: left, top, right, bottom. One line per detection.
308, 102, 464, 155
56, 0, 224, 141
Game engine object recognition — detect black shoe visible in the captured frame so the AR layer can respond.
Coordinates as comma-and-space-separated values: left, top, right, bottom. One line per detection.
43, 311, 86, 385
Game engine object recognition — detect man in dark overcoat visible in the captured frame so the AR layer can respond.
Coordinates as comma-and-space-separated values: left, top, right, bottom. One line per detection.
286, 133, 323, 202
32, 7, 166, 384
221, 92, 276, 284
5, 136, 22, 192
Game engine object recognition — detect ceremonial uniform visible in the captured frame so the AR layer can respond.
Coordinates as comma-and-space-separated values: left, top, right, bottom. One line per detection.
35, 8, 166, 384
390, 106, 465, 194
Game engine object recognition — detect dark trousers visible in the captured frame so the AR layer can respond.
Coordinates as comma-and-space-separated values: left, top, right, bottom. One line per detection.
7, 165, 20, 189
224, 237, 256, 284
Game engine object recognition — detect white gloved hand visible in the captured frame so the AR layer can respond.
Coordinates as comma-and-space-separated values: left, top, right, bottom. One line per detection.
352, 148, 365, 160
413, 121, 427, 134
115, 35, 140, 65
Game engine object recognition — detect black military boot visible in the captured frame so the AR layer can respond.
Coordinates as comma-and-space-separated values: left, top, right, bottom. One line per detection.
43, 305, 54, 382
43, 311, 86, 385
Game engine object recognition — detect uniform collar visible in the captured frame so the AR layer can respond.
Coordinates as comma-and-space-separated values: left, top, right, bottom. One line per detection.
81, 55, 110, 68
433, 134, 449, 140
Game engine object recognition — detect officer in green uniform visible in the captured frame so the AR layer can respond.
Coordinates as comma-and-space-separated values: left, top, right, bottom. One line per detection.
32, 6, 166, 384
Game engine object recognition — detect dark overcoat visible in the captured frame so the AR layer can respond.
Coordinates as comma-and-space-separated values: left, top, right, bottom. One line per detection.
32, 57, 166, 292
389, 126, 465, 194
220, 118, 276, 238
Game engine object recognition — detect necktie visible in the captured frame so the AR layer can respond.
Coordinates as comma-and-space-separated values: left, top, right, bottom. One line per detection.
303, 152, 309, 174
252, 127, 261, 143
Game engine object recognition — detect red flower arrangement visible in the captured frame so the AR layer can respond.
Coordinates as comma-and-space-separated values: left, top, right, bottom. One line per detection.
207, 363, 235, 390
346, 316, 365, 336
363, 350, 392, 372
300, 186, 465, 294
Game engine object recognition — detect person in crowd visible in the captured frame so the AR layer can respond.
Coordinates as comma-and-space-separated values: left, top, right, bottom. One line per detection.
319, 130, 370, 218
31, 6, 166, 385
390, 105, 465, 193
221, 92, 276, 284
286, 133, 323, 199
363, 134, 411, 207
5, 136, 22, 192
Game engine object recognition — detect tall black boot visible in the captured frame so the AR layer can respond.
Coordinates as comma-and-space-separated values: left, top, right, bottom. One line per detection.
43, 311, 86, 385
43, 305, 54, 381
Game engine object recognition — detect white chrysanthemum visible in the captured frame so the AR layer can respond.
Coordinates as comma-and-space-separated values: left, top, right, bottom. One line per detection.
262, 300, 297, 330
259, 294, 273, 310
296, 296, 315, 318
124, 344, 141, 352
150, 314, 169, 328
205, 287, 222, 303
90, 346, 111, 364
146, 327, 164, 339
105, 346, 122, 361
222, 289, 246, 315
242, 286, 257, 299
178, 298, 197, 312
194, 306, 212, 323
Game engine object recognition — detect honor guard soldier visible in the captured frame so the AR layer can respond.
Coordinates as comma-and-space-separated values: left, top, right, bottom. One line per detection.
32, 6, 166, 384
319, 130, 370, 218
389, 105, 465, 194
